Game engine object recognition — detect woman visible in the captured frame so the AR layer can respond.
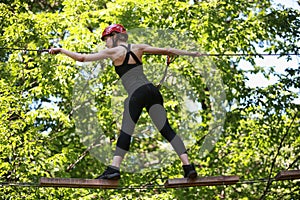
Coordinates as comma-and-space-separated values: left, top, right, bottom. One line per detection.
49, 24, 199, 180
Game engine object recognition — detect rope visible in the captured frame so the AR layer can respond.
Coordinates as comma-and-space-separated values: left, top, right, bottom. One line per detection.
0, 47, 49, 53
0, 182, 39, 187
198, 53, 299, 56
260, 110, 299, 200
0, 47, 298, 56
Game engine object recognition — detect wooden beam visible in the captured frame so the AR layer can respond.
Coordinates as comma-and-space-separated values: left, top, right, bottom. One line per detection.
39, 177, 119, 189
165, 175, 239, 188
275, 170, 300, 181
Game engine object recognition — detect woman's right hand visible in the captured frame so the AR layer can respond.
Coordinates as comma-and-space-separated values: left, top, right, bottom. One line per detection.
48, 47, 62, 54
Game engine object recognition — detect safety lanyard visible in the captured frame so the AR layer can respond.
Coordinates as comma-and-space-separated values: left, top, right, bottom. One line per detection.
156, 55, 177, 90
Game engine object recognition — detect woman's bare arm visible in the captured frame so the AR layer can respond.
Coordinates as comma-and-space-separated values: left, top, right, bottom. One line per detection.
139, 44, 200, 57
49, 47, 119, 62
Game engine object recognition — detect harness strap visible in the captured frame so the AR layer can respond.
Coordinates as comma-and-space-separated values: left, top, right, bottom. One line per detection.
119, 44, 142, 65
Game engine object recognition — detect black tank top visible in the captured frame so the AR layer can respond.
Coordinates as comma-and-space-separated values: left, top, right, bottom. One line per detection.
114, 44, 142, 77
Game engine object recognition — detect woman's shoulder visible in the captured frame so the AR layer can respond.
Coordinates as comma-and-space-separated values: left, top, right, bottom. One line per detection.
131, 44, 152, 53
134, 43, 150, 46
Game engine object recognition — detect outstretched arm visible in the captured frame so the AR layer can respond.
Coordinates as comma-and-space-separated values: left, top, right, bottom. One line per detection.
140, 44, 201, 57
49, 48, 117, 62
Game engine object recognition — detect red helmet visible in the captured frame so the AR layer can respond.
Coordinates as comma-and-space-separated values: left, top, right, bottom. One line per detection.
101, 24, 127, 41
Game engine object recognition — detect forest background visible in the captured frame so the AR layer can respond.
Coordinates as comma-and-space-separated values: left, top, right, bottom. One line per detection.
0, 0, 299, 199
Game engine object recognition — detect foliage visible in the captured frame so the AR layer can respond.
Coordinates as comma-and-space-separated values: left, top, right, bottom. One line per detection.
0, 0, 299, 199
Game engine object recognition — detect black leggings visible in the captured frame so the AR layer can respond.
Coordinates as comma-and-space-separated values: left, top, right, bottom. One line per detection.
114, 83, 187, 158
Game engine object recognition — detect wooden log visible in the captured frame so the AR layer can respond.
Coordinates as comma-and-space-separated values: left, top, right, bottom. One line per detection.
275, 170, 300, 181
39, 177, 119, 189
165, 175, 239, 188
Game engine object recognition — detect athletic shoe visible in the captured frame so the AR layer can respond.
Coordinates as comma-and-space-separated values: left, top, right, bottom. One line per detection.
182, 164, 197, 179
96, 166, 121, 180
